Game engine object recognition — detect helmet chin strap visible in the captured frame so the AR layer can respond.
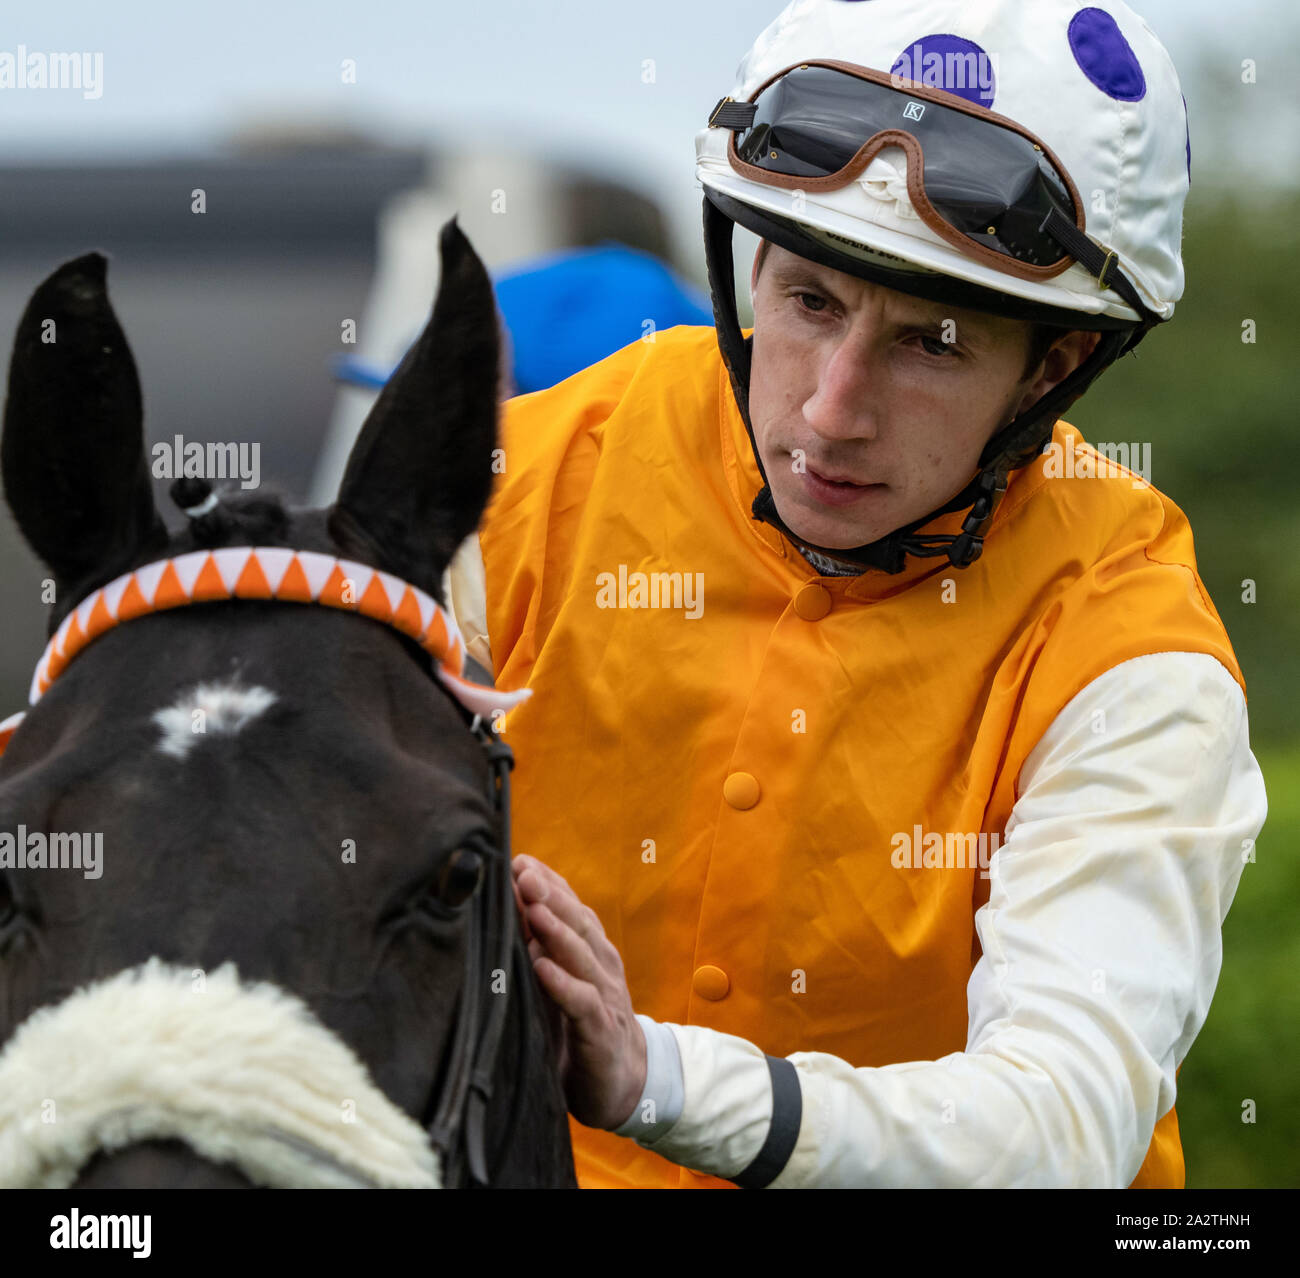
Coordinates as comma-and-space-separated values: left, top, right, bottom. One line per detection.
701, 197, 1149, 574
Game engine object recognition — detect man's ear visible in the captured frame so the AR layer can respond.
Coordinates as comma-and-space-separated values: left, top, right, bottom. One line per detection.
750, 238, 768, 298
1015, 330, 1101, 416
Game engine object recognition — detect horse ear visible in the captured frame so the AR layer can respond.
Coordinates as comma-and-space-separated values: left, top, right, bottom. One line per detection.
2, 253, 164, 594
330, 219, 499, 598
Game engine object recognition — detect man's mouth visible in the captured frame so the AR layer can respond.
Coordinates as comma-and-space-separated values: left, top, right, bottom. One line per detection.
807, 465, 877, 488
799, 463, 887, 508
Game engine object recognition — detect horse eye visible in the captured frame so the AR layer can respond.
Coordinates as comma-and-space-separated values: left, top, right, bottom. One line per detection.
436, 848, 484, 909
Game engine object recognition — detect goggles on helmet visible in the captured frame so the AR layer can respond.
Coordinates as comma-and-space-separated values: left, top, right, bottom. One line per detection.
709, 60, 1151, 315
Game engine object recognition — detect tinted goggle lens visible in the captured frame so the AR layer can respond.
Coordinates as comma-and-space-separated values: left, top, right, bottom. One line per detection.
733, 67, 1077, 269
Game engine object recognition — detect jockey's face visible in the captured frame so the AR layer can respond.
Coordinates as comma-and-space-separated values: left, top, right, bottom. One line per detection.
747, 242, 1099, 553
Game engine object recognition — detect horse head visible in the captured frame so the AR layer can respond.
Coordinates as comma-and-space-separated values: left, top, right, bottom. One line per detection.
0, 222, 575, 1188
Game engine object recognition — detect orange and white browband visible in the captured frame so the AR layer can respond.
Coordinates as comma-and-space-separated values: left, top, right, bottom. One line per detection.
0, 548, 529, 757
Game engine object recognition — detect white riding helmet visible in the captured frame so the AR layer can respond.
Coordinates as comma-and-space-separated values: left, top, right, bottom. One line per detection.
693, 0, 1190, 572
696, 0, 1189, 326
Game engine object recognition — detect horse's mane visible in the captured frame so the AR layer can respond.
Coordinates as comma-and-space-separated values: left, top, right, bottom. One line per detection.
174, 483, 295, 549
44, 486, 314, 635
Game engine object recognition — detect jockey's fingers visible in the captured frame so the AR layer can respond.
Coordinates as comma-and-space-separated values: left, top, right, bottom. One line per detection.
526, 900, 608, 994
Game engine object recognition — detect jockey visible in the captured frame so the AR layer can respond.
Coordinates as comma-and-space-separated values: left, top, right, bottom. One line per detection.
446, 0, 1267, 1187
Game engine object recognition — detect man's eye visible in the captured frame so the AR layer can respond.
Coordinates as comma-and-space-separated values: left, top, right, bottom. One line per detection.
796, 292, 827, 313
919, 335, 955, 357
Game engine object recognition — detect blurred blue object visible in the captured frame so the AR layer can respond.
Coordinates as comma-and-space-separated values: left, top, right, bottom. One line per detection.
332, 242, 714, 396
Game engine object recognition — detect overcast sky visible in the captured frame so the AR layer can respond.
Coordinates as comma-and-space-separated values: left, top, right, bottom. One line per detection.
0, 0, 1291, 260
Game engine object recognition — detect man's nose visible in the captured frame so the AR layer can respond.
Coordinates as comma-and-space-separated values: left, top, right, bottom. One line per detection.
802, 333, 879, 441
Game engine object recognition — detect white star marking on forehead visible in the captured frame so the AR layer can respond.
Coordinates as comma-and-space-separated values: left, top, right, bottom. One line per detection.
153, 682, 277, 759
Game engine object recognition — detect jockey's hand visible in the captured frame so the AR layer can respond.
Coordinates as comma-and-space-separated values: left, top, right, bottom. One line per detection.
511, 854, 647, 1131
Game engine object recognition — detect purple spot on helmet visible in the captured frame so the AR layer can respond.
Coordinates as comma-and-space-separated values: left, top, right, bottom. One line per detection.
1068, 7, 1146, 102
1183, 94, 1191, 184
891, 34, 996, 109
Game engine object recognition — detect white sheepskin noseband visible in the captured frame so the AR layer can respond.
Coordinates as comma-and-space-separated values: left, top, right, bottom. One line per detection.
0, 958, 441, 1188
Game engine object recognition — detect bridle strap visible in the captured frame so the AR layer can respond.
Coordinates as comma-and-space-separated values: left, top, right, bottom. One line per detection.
21, 547, 530, 723
465, 729, 522, 1184
427, 717, 527, 1189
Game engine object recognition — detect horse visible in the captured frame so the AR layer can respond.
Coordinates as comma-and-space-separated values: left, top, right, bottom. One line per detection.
0, 220, 577, 1189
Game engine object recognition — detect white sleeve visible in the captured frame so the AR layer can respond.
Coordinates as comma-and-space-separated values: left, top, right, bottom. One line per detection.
441, 533, 493, 676
619, 652, 1268, 1187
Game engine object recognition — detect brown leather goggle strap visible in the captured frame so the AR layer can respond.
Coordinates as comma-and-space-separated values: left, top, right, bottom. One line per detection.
720, 59, 1087, 284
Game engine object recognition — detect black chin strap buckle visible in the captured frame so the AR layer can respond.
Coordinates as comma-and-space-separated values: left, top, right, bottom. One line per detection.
946, 468, 1009, 569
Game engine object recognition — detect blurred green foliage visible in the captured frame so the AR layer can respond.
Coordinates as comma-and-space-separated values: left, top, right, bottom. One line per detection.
1071, 193, 1300, 747
1075, 193, 1299, 1186
1178, 744, 1300, 1188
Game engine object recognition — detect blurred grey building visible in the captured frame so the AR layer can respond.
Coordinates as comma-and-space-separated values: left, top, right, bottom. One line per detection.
0, 136, 678, 713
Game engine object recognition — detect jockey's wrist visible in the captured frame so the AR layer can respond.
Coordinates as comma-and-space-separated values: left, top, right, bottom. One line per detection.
612, 1014, 684, 1141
